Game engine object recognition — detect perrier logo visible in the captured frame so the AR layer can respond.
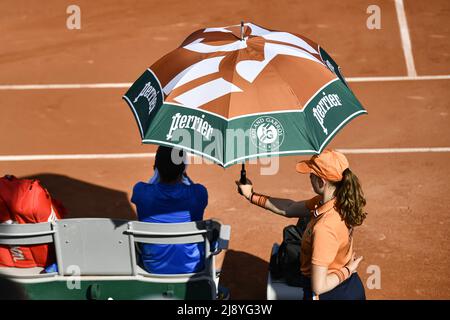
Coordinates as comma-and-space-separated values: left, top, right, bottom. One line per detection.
134, 82, 160, 115
312, 92, 343, 135
166, 113, 214, 141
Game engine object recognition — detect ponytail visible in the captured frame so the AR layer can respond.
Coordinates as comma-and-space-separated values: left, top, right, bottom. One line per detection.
332, 169, 367, 228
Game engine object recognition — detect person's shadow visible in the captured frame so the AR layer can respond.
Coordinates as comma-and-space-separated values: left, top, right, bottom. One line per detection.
220, 250, 269, 300
21, 173, 137, 220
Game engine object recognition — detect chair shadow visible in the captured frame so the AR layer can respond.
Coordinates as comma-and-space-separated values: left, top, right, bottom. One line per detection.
220, 249, 269, 300
11, 174, 269, 299
20, 173, 137, 221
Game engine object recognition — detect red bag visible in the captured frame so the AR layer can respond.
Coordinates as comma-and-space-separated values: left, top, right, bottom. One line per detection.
0, 175, 67, 268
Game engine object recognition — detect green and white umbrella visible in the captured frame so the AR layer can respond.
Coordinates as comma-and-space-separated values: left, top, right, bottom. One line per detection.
123, 22, 367, 167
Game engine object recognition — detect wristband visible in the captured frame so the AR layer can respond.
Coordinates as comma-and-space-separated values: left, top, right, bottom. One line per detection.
344, 266, 351, 275
250, 192, 269, 208
335, 266, 351, 283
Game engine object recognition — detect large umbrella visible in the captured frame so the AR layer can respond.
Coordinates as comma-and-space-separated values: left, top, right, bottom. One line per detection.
123, 22, 367, 168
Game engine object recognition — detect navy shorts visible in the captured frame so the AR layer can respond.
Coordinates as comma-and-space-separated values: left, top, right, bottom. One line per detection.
303, 273, 366, 300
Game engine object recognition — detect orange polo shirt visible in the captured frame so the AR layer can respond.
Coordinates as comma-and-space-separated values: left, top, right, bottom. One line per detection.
300, 195, 353, 277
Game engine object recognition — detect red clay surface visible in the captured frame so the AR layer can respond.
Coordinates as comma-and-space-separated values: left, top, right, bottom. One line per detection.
406, 0, 450, 75
1, 0, 449, 299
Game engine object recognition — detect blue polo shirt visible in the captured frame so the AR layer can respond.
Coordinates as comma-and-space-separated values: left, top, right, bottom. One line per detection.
131, 181, 208, 274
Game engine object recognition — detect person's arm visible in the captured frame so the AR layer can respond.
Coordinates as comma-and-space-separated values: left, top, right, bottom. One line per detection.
131, 182, 144, 220
311, 253, 363, 296
197, 184, 208, 219
235, 180, 310, 218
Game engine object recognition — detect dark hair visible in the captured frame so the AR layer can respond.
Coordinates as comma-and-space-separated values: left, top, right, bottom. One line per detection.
154, 146, 185, 183
332, 168, 367, 228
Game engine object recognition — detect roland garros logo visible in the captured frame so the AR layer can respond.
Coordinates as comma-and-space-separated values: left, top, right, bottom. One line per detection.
250, 116, 285, 151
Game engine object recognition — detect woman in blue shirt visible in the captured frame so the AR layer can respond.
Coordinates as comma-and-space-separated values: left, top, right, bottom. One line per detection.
131, 146, 208, 274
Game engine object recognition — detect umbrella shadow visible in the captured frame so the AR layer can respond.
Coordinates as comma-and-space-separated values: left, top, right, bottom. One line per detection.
20, 173, 137, 221
220, 249, 269, 300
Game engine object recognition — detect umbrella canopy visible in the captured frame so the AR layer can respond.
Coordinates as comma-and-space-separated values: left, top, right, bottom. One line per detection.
123, 22, 367, 167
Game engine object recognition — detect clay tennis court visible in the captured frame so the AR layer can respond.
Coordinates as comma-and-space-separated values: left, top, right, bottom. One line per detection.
1, 0, 449, 299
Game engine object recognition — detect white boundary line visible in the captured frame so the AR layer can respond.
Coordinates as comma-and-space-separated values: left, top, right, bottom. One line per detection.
348, 75, 450, 82
395, 0, 417, 77
0, 153, 156, 161
1, 147, 449, 162
0, 83, 133, 90
318, 110, 368, 152
1, 75, 449, 91
336, 147, 450, 154
0, 3, 445, 92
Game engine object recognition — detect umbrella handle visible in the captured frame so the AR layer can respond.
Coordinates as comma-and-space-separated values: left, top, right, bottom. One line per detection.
237, 163, 247, 196
240, 163, 247, 184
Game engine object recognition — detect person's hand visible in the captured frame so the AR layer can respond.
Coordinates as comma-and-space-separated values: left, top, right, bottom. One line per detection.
235, 179, 253, 200
345, 252, 363, 273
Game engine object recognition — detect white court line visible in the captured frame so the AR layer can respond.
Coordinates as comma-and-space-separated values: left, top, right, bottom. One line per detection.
348, 75, 450, 82
0, 83, 133, 90
395, 0, 417, 77
0, 75, 449, 91
1, 148, 449, 162
0, 82, 133, 90
0, 153, 156, 161
336, 147, 450, 154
